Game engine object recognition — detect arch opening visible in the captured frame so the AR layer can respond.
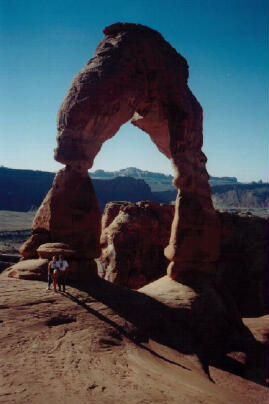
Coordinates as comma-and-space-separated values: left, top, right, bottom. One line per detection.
89, 121, 173, 175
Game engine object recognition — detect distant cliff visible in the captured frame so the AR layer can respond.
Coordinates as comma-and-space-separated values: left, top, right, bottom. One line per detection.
90, 167, 238, 191
153, 183, 269, 213
0, 166, 55, 211
0, 166, 268, 213
93, 176, 154, 211
0, 167, 155, 212
211, 183, 269, 209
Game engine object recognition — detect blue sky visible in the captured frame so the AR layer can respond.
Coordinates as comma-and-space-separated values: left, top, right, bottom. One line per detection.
0, 0, 268, 182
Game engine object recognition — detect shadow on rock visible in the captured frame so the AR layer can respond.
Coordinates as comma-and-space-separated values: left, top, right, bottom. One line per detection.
64, 272, 268, 387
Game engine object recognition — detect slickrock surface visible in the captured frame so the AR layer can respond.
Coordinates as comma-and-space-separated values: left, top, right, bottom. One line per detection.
0, 273, 268, 404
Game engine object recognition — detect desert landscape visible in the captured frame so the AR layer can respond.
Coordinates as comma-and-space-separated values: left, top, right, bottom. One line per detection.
1, 17, 268, 404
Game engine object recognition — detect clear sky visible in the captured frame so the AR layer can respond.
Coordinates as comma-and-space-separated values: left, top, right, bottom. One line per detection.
0, 0, 268, 182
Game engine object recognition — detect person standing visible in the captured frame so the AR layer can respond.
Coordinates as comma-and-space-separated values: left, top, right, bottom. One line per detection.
56, 255, 69, 292
47, 256, 58, 290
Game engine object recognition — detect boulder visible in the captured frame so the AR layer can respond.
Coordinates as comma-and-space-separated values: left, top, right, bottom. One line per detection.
4, 259, 48, 281
36, 243, 75, 259
19, 232, 50, 259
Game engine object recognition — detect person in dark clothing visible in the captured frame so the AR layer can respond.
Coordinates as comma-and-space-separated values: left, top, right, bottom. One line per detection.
56, 255, 69, 292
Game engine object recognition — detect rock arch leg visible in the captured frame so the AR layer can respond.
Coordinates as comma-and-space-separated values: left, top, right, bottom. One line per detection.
164, 109, 220, 277
20, 165, 101, 281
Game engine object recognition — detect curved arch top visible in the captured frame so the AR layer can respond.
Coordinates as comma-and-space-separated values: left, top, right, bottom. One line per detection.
55, 22, 203, 173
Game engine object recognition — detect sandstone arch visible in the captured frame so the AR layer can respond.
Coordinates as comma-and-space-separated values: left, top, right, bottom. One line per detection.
21, 22, 220, 279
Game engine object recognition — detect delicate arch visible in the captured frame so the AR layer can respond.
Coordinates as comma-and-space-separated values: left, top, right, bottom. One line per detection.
22, 23, 220, 278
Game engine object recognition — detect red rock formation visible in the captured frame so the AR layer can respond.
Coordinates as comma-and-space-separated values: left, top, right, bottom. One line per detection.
99, 202, 268, 316
21, 165, 101, 261
54, 22, 219, 277
20, 232, 50, 259
5, 259, 49, 280
21, 22, 219, 279
99, 201, 174, 288
36, 243, 75, 259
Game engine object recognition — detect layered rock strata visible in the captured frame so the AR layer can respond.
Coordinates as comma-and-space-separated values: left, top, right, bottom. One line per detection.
21, 22, 219, 278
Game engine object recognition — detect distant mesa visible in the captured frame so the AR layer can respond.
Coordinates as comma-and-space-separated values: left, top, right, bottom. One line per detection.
0, 166, 267, 213
0, 166, 155, 213
90, 167, 238, 191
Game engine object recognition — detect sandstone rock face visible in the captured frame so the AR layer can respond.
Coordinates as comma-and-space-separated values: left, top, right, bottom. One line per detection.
99, 202, 268, 316
99, 201, 173, 288
21, 165, 101, 261
51, 22, 220, 277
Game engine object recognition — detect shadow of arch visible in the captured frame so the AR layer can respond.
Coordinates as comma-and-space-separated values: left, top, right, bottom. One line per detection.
63, 275, 268, 387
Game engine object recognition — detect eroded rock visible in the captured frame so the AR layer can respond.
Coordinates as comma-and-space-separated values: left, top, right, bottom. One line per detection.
36, 243, 75, 259
20, 233, 50, 259
4, 259, 48, 280
99, 201, 174, 288
21, 165, 101, 261
21, 22, 220, 279
99, 202, 269, 316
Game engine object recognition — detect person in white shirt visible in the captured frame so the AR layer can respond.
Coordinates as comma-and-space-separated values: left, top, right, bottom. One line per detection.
56, 255, 69, 292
